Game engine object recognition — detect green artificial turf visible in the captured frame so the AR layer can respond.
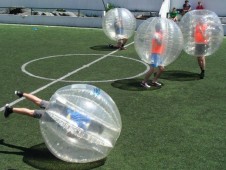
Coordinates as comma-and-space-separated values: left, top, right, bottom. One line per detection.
0, 24, 226, 170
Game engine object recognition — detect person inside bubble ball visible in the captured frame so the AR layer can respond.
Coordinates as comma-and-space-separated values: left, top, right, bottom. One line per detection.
194, 18, 209, 79
3, 91, 104, 134
182, 0, 191, 16
108, 17, 128, 50
141, 23, 165, 88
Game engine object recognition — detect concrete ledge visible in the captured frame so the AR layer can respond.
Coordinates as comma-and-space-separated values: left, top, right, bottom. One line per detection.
223, 24, 226, 35
0, 14, 147, 29
0, 15, 225, 35
0, 14, 102, 28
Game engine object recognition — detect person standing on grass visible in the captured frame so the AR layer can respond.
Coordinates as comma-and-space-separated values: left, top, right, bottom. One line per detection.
194, 19, 208, 79
141, 23, 165, 88
195, 1, 206, 79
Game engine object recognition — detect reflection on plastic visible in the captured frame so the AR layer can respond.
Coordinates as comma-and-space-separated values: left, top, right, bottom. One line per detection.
102, 8, 136, 41
179, 10, 224, 57
134, 17, 184, 66
40, 84, 122, 163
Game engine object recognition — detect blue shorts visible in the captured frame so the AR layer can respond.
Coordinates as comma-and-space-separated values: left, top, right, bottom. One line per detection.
67, 108, 104, 134
66, 108, 91, 130
195, 44, 208, 56
150, 53, 162, 68
116, 27, 124, 35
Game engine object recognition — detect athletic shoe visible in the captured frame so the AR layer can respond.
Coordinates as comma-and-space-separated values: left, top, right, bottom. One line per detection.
4, 104, 13, 118
15, 90, 23, 98
141, 82, 151, 88
151, 81, 162, 87
108, 44, 114, 48
120, 47, 126, 50
200, 71, 205, 79
108, 44, 119, 49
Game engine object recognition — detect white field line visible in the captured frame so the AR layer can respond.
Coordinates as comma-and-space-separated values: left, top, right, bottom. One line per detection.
0, 42, 135, 111
21, 54, 149, 83
0, 23, 102, 31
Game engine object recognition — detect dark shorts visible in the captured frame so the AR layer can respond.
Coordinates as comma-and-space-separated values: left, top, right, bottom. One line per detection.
34, 100, 50, 119
34, 110, 45, 119
40, 100, 49, 109
195, 44, 208, 56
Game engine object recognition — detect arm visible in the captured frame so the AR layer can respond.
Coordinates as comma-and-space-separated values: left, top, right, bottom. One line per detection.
188, 5, 192, 11
154, 34, 162, 44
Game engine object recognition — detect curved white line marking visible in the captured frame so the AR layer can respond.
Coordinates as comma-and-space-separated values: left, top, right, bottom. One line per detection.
21, 54, 149, 82
0, 42, 149, 111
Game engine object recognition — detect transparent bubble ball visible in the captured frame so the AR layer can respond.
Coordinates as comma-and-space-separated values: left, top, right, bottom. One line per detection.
134, 17, 184, 66
102, 8, 136, 41
179, 10, 224, 57
39, 84, 122, 163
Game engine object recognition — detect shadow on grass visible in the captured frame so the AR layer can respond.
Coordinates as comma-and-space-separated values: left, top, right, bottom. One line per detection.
0, 139, 106, 170
90, 45, 117, 51
160, 70, 200, 81
111, 78, 162, 91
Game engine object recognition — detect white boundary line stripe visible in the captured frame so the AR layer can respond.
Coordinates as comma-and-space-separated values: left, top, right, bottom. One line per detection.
0, 42, 136, 111
0, 23, 102, 31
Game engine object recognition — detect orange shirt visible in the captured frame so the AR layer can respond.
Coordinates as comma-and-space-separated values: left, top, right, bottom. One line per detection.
195, 23, 208, 44
151, 32, 164, 54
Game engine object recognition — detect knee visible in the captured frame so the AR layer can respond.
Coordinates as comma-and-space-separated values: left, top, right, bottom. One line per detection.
159, 66, 165, 72
198, 56, 205, 60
